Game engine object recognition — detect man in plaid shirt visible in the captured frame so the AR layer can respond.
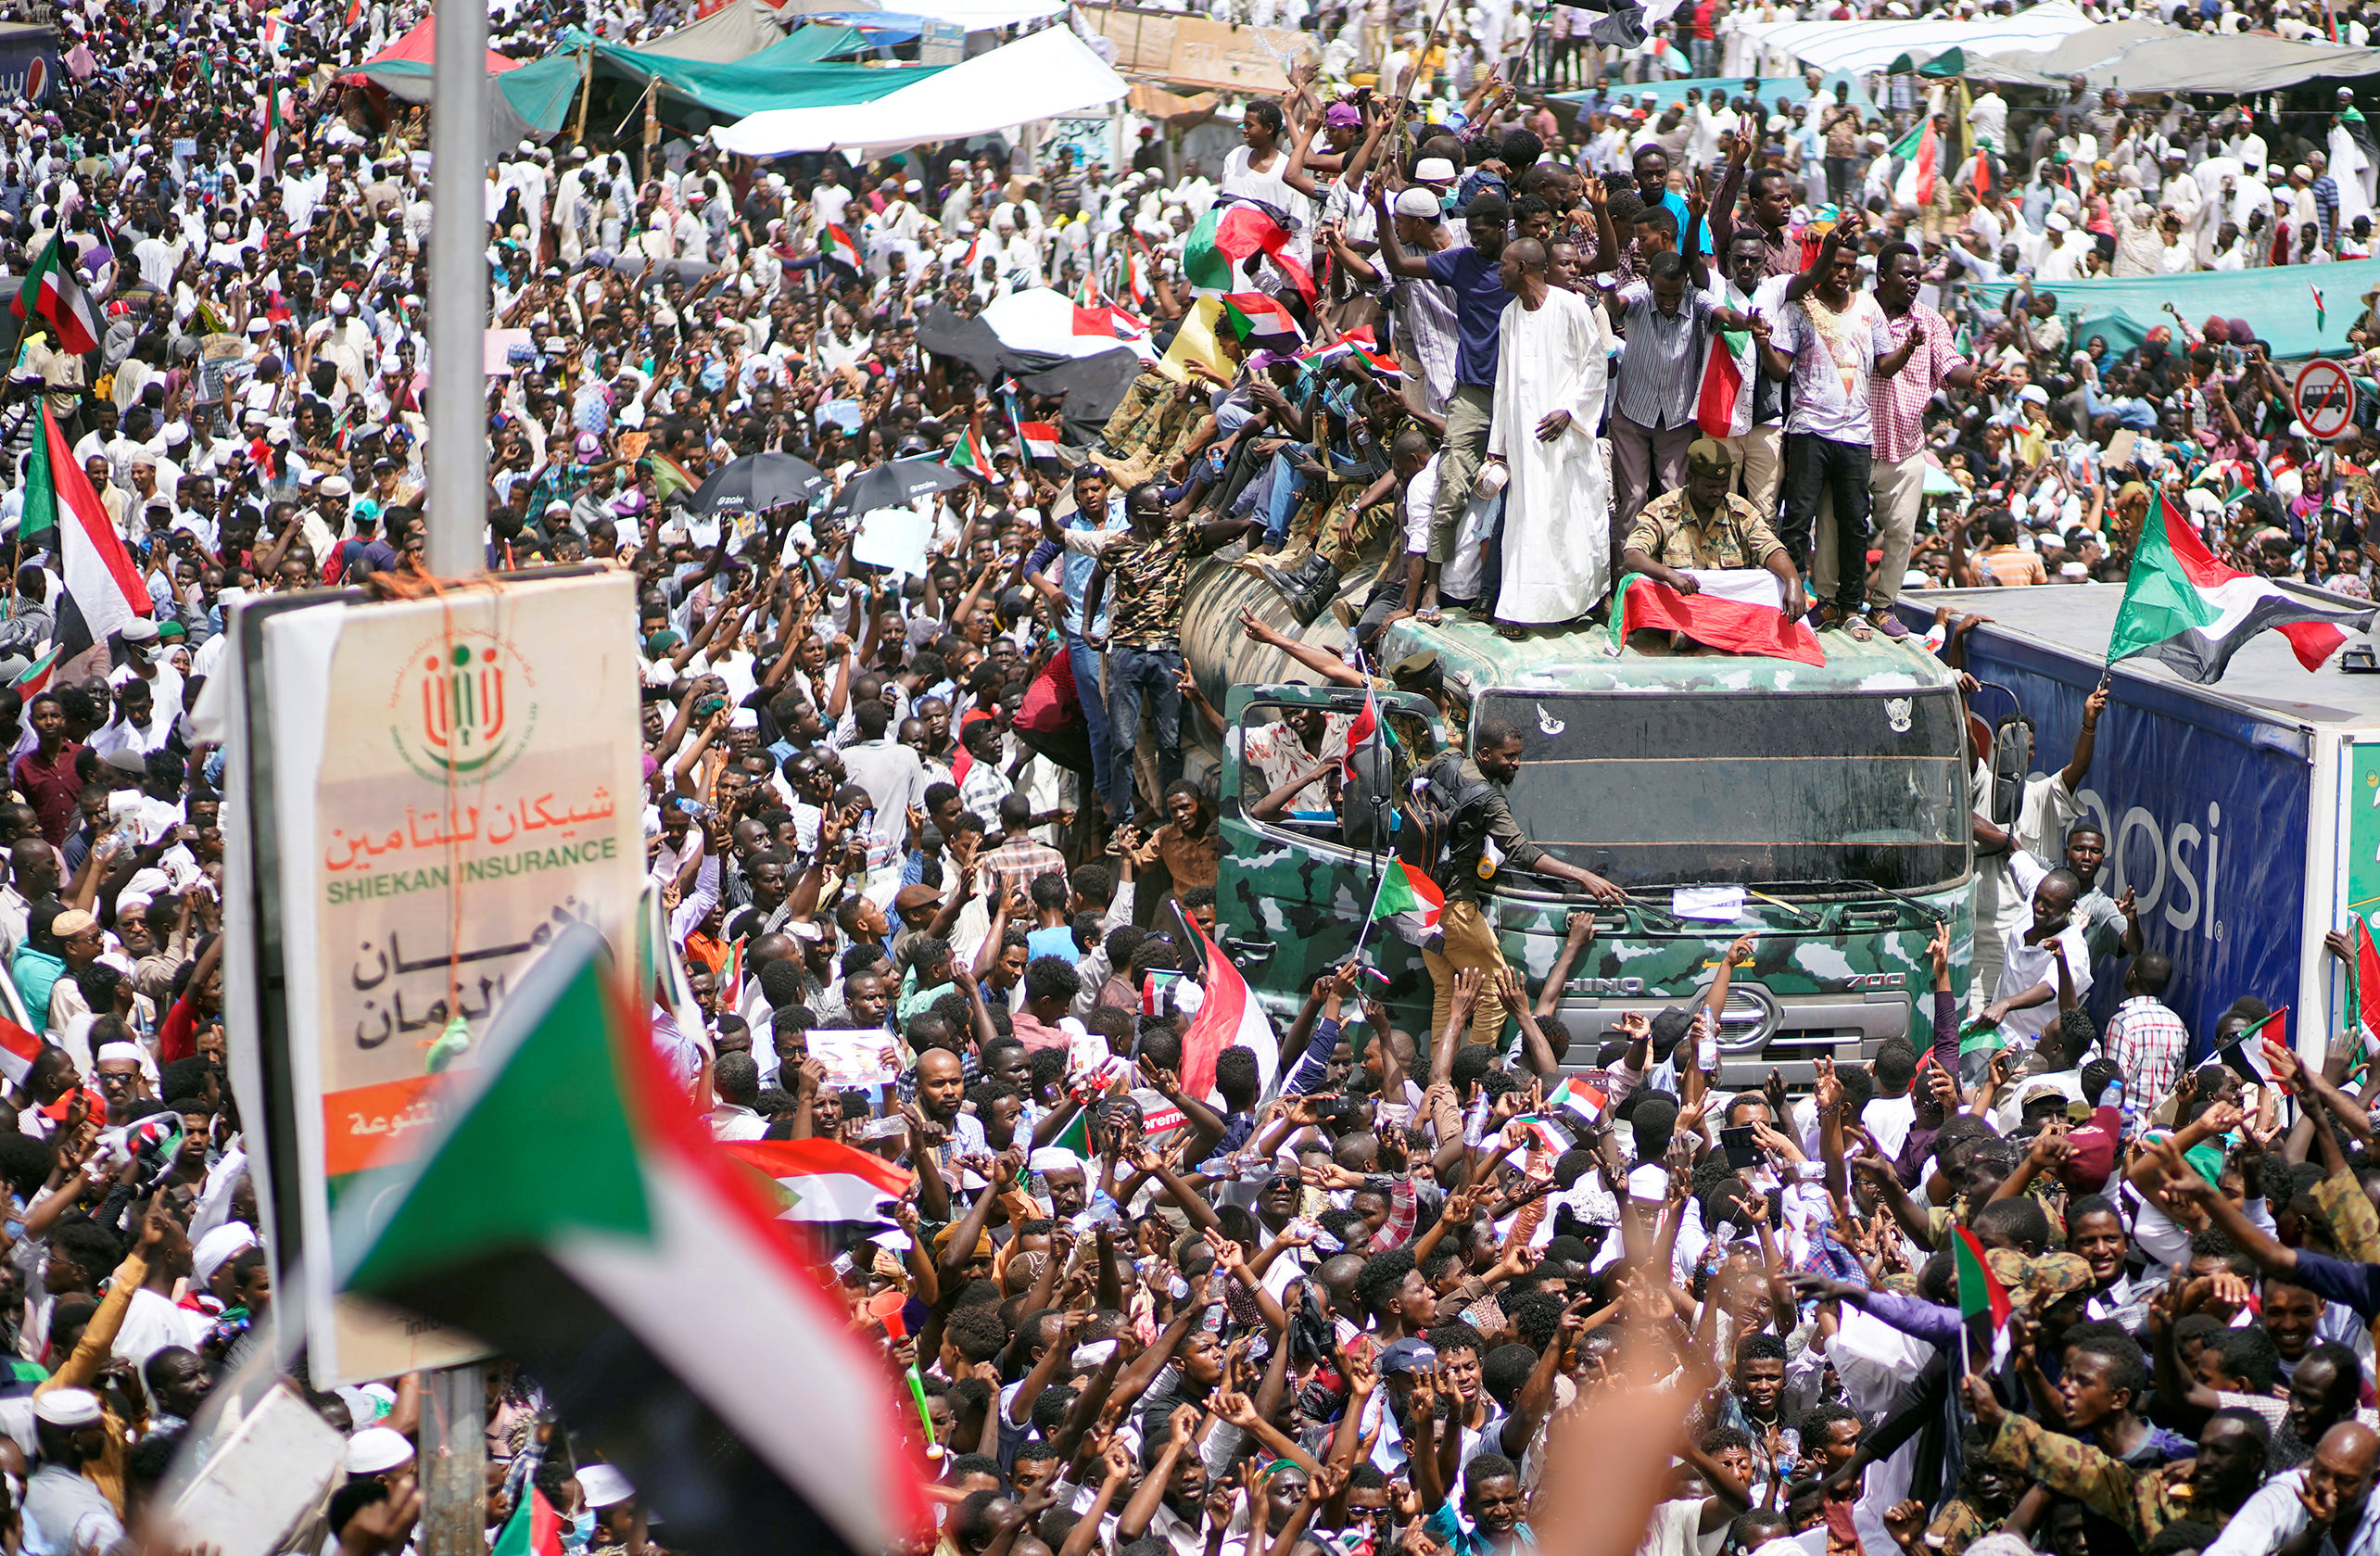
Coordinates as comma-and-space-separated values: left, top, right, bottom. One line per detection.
2101, 949, 2187, 1118
976, 791, 1069, 906
186, 145, 225, 205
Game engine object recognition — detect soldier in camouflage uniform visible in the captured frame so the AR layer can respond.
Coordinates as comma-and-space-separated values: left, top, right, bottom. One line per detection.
1287, 373, 1432, 563
2306, 1169, 2380, 1261
1921, 1434, 2026, 1556
1965, 1373, 2272, 1544
1099, 369, 1205, 468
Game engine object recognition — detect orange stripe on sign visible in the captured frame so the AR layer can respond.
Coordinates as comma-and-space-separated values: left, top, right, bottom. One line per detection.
323, 1073, 450, 1178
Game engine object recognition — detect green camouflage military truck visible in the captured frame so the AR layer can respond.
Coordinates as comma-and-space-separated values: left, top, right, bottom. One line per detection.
1182, 557, 1973, 1083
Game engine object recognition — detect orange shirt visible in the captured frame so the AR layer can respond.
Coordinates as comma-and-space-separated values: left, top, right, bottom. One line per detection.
1982, 545, 2048, 587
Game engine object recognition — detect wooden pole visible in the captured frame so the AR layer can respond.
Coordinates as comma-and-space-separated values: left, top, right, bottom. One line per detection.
571, 44, 594, 145
420, 1365, 487, 1556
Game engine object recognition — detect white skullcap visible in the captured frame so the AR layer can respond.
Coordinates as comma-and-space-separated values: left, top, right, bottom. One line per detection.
577, 1464, 636, 1509
191, 1221, 256, 1284
34, 1389, 102, 1428
95, 1042, 143, 1065
1028, 1146, 1082, 1174
2045, 211, 2071, 233
343, 1425, 415, 1474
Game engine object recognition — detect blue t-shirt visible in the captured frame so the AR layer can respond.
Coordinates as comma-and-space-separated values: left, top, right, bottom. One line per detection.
1424, 247, 1513, 389
1651, 188, 1714, 255
1027, 925, 1081, 964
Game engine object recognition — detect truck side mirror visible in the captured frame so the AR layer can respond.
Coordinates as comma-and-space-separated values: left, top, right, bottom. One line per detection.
1990, 712, 2034, 832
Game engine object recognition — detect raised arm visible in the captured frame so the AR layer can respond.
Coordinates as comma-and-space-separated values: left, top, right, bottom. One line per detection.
1536, 911, 1595, 1018
1237, 606, 1365, 687
1370, 187, 1436, 280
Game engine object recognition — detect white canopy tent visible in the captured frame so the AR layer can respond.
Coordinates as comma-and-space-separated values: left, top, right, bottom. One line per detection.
1724, 0, 2093, 78
711, 22, 1126, 158
629, 0, 789, 62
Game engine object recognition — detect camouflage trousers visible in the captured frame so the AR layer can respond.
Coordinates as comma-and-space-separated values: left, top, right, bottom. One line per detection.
1101, 374, 1192, 465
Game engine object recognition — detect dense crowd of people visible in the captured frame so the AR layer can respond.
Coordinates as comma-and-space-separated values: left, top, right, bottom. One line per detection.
0, 0, 2370, 1551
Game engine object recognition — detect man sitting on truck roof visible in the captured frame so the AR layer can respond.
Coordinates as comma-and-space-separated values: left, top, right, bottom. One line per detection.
1423, 716, 1627, 1050
1619, 438, 1808, 640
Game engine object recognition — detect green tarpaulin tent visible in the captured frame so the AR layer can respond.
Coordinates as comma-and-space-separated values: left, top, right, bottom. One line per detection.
493, 54, 584, 139
584, 24, 935, 125
343, 14, 580, 143
1969, 255, 2380, 361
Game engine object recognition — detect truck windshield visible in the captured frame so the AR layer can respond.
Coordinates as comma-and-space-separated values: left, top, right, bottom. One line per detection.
1476, 688, 1968, 892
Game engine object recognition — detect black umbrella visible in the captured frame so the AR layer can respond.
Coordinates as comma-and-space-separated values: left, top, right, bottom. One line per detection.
823, 458, 971, 523
688, 452, 829, 518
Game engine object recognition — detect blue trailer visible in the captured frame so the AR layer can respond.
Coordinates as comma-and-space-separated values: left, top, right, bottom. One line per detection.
1892, 585, 2380, 1060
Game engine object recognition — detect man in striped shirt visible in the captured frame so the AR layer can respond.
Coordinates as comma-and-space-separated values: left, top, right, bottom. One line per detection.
2101, 950, 2187, 1118
1863, 242, 2001, 629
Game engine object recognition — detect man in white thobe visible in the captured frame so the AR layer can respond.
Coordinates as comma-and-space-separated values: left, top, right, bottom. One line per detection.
1482, 238, 1612, 628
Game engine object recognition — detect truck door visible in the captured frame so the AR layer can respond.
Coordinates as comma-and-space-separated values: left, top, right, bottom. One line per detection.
1215, 683, 1444, 1023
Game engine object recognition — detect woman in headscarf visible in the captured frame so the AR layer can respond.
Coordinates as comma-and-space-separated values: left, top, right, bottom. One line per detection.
2113, 202, 2164, 277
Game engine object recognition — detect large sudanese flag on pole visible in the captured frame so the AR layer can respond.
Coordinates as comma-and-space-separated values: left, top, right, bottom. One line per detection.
1177, 920, 1280, 1102
2108, 496, 2375, 682
22, 402, 152, 662
12, 234, 99, 355
339, 925, 930, 1556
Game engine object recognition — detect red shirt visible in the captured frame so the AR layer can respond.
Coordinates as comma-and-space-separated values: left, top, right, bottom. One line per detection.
158, 992, 200, 1066
11, 741, 82, 847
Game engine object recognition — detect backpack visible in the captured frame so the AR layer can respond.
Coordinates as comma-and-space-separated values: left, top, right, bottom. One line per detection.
1396, 751, 1498, 888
